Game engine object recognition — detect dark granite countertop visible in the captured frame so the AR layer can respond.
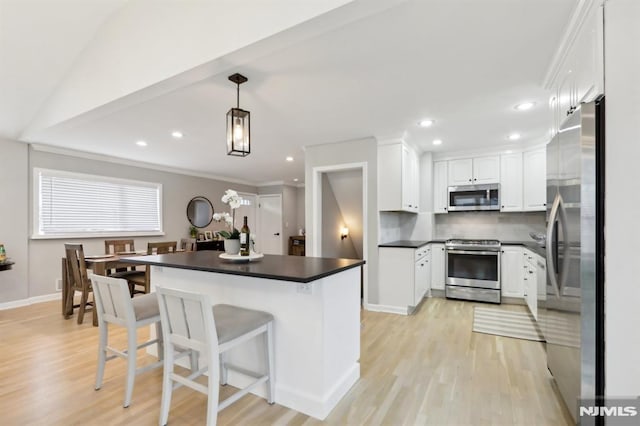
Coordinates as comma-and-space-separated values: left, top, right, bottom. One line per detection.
501, 241, 546, 258
378, 240, 429, 248
123, 251, 365, 284
378, 240, 447, 248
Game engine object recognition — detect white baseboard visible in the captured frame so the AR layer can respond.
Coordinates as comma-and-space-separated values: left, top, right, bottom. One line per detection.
0, 293, 61, 311
365, 303, 410, 315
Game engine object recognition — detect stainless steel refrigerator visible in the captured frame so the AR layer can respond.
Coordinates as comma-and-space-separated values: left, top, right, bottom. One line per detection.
542, 98, 605, 423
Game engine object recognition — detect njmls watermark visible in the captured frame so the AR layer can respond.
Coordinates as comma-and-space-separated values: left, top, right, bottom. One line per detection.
579, 397, 640, 425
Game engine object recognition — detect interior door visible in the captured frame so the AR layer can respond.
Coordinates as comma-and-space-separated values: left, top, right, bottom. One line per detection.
257, 194, 283, 255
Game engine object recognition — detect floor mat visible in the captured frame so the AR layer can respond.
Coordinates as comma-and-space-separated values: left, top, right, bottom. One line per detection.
473, 306, 544, 341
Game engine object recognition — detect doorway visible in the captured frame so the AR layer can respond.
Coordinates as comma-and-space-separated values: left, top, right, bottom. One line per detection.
235, 192, 257, 233
311, 162, 367, 304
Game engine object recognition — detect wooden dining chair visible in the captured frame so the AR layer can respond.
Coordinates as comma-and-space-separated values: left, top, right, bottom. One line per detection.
104, 239, 146, 296
156, 286, 275, 426
128, 241, 178, 295
64, 243, 94, 325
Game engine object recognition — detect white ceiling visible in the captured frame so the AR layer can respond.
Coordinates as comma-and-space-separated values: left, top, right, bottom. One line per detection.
1, 0, 577, 185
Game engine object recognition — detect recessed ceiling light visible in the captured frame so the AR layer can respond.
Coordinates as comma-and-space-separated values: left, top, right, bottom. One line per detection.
286, 156, 294, 162
171, 131, 183, 139
432, 139, 443, 145
505, 150, 513, 154
419, 119, 435, 128
293, 178, 299, 182
515, 102, 535, 111
136, 140, 147, 147
508, 133, 521, 141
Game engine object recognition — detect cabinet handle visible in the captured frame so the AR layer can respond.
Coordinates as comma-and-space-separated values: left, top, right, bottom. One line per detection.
468, 179, 472, 182
529, 270, 534, 274
501, 250, 504, 253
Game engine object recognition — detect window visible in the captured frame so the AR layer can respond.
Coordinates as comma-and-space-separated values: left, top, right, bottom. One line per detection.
33, 168, 163, 238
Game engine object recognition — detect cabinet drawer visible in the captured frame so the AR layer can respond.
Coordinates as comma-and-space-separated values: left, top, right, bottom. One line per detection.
415, 246, 430, 261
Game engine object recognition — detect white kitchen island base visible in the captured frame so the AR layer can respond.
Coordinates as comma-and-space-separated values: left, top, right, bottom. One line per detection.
148, 263, 361, 420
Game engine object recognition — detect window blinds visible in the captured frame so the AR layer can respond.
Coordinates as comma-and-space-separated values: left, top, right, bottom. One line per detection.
35, 169, 162, 237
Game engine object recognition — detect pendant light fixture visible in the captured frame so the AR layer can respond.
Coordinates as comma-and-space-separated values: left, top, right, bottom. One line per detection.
226, 73, 250, 156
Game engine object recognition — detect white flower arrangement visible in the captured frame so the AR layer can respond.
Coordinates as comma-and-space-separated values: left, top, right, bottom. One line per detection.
213, 189, 243, 239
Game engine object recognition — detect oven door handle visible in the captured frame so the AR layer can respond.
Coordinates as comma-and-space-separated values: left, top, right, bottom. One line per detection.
446, 249, 499, 256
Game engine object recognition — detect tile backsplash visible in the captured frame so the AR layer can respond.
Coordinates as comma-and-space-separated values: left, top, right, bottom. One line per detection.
434, 211, 546, 241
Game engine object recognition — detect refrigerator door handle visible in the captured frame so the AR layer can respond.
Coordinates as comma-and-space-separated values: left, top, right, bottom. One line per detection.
557, 195, 571, 294
546, 193, 561, 298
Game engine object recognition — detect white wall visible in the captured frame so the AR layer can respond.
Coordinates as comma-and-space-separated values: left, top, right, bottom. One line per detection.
305, 137, 378, 304
0, 145, 256, 304
0, 138, 29, 303
25, 0, 353, 136
603, 0, 640, 397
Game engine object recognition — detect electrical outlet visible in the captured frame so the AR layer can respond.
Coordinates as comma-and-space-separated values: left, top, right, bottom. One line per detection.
55, 279, 62, 292
297, 283, 312, 295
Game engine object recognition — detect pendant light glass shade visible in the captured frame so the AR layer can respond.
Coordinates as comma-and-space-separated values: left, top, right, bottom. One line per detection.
226, 107, 250, 156
226, 73, 250, 157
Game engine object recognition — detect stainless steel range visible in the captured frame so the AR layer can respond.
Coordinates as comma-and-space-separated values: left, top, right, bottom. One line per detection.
445, 239, 501, 303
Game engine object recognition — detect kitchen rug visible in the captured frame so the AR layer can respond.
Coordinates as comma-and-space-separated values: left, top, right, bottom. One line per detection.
473, 307, 544, 341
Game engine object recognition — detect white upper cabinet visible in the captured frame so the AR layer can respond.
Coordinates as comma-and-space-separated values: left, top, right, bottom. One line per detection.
472, 156, 500, 184
378, 142, 419, 213
448, 156, 499, 186
433, 161, 448, 214
546, 2, 603, 136
523, 148, 546, 211
500, 153, 523, 212
448, 158, 473, 185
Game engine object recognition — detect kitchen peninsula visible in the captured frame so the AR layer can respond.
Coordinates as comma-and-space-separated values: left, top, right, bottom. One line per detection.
125, 251, 365, 420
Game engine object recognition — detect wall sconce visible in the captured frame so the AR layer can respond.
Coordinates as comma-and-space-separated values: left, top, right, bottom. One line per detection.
340, 227, 349, 240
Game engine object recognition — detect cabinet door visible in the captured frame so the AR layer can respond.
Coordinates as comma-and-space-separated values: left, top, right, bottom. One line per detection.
500, 153, 523, 211
414, 255, 429, 305
526, 264, 538, 320
403, 146, 419, 212
472, 156, 500, 184
401, 145, 413, 211
523, 149, 546, 211
430, 243, 445, 290
448, 158, 473, 186
433, 161, 448, 214
501, 246, 524, 297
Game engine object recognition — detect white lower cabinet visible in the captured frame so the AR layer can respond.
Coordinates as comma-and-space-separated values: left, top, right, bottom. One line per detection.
500, 246, 524, 297
430, 243, 445, 290
379, 245, 430, 314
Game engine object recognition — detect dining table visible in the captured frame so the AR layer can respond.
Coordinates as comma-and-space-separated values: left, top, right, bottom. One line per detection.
61, 251, 147, 325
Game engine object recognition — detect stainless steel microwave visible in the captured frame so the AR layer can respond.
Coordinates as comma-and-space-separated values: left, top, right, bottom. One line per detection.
448, 183, 500, 211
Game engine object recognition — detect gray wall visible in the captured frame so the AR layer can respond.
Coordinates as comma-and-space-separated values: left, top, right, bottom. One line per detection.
321, 174, 358, 259
2, 144, 257, 303
434, 211, 546, 241
296, 186, 305, 234
305, 137, 378, 304
0, 139, 29, 303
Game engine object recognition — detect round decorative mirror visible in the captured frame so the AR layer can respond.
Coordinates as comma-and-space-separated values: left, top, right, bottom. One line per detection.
186, 196, 214, 228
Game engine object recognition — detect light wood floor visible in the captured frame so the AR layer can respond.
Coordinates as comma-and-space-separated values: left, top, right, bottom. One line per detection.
0, 297, 573, 425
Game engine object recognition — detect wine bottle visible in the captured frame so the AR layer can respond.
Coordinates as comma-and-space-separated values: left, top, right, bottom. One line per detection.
240, 216, 250, 256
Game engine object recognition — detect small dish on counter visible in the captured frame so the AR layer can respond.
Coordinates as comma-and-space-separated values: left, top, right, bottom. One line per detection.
219, 252, 264, 262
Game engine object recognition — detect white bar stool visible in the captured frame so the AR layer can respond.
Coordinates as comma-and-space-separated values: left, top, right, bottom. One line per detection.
90, 274, 164, 408
155, 286, 275, 426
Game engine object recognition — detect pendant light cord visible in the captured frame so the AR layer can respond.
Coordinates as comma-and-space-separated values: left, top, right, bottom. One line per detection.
236, 83, 240, 108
